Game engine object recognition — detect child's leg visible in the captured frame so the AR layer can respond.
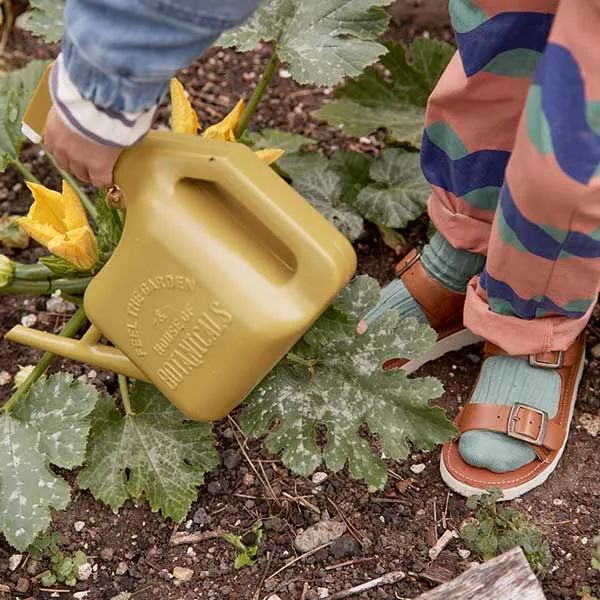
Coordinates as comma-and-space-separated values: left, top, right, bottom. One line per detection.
446, 0, 600, 494
363, 0, 558, 332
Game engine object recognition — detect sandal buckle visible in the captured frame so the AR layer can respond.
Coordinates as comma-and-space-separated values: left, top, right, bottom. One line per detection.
529, 351, 564, 369
507, 403, 548, 446
396, 251, 422, 277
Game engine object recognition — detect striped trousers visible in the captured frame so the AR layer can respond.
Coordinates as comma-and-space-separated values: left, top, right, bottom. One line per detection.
424, 0, 600, 355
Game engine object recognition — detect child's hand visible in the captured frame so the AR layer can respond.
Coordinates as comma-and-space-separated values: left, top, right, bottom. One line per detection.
45, 106, 123, 189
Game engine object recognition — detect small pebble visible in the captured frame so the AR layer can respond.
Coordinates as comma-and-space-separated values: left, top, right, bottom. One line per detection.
193, 507, 211, 526
115, 562, 128, 576
312, 472, 328, 485
74, 521, 86, 532
77, 563, 92, 581
8, 555, 22, 571
553, 498, 564, 506
73, 592, 90, 600
46, 296, 75, 314
20, 314, 37, 327
458, 548, 471, 559
173, 566, 194, 582
410, 463, 426, 474
0, 371, 11, 386
100, 547, 115, 561
317, 588, 329, 598
278, 68, 292, 79
16, 578, 29, 593
222, 449, 241, 470
186, 547, 197, 558
243, 473, 255, 486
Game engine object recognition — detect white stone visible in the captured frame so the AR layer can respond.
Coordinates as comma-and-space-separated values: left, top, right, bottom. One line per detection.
317, 588, 330, 598
77, 563, 92, 581
8, 554, 22, 571
173, 566, 194, 582
74, 521, 86, 532
20, 314, 37, 327
458, 548, 471, 559
186, 547, 197, 558
73, 592, 90, 600
312, 472, 328, 485
410, 463, 426, 474
0, 371, 11, 386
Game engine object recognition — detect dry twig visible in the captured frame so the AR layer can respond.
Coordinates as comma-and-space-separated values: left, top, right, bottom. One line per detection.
327, 570, 406, 600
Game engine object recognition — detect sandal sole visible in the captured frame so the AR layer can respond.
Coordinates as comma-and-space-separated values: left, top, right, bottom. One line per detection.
439, 348, 585, 501
403, 328, 483, 375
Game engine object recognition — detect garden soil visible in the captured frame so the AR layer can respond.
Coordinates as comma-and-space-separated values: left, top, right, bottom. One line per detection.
1, 3, 600, 599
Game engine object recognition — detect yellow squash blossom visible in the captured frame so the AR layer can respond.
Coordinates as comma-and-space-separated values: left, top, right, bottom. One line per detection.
202, 98, 245, 142
170, 78, 200, 135
169, 78, 284, 165
19, 181, 98, 271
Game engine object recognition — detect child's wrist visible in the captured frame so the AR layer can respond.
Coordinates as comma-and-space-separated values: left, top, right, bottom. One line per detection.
50, 54, 157, 148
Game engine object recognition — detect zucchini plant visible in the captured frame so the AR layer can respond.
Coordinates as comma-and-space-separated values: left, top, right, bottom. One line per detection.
0, 0, 457, 551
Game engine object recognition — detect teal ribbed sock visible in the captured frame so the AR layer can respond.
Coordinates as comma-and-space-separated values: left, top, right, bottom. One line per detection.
458, 357, 560, 473
361, 232, 485, 327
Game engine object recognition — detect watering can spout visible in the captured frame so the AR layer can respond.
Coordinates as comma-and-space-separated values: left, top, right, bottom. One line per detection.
5, 325, 149, 381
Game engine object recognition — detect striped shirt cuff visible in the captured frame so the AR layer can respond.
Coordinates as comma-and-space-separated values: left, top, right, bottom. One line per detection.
50, 54, 157, 148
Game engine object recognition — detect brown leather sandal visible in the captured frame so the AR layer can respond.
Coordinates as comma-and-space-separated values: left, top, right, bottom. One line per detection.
440, 332, 586, 500
384, 249, 482, 373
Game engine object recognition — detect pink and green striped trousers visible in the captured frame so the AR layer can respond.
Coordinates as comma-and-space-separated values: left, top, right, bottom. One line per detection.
424, 0, 600, 355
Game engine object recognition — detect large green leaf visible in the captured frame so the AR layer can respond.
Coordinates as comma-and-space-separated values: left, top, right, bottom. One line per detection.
314, 39, 454, 145
24, 0, 65, 43
241, 276, 456, 489
0, 60, 50, 172
77, 383, 219, 522
279, 151, 328, 181
0, 375, 99, 550
248, 129, 316, 152
293, 166, 364, 241
218, 0, 393, 87
353, 149, 429, 228
329, 149, 373, 204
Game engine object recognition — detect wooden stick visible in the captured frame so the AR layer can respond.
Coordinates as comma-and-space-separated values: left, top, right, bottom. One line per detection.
282, 491, 321, 515
170, 529, 225, 546
325, 556, 377, 571
326, 570, 406, 600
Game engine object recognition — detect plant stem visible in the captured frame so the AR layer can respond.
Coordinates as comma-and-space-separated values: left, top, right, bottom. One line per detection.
10, 159, 41, 184
235, 50, 280, 139
2, 276, 93, 295
0, 0, 14, 57
119, 375, 134, 416
14, 262, 57, 281
3, 306, 87, 413
40, 143, 98, 220
287, 353, 317, 368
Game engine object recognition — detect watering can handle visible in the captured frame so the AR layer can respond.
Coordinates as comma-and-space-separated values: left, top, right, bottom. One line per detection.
114, 134, 357, 311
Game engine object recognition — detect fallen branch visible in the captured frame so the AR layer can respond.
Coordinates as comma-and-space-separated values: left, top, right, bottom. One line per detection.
170, 529, 225, 547
327, 570, 406, 600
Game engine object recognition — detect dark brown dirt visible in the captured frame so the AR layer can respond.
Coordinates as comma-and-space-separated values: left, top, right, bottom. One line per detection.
2, 5, 600, 600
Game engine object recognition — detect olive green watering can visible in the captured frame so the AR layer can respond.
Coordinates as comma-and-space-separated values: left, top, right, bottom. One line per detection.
5, 66, 357, 422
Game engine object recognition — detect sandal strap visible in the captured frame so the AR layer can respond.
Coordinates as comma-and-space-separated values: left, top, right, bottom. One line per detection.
395, 249, 465, 332
484, 341, 580, 369
456, 403, 564, 451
